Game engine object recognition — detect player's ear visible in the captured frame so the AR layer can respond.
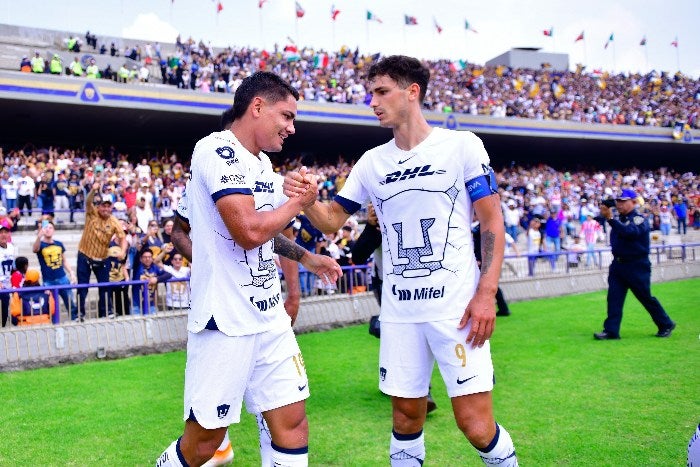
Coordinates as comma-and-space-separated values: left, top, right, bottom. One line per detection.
407, 82, 421, 101
251, 96, 264, 117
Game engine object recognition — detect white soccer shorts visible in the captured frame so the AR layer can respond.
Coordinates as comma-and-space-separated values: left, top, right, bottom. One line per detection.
183, 326, 309, 429
379, 319, 494, 399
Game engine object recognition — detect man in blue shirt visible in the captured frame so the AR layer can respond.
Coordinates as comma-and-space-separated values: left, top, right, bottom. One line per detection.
32, 221, 78, 321
594, 189, 675, 340
673, 197, 688, 235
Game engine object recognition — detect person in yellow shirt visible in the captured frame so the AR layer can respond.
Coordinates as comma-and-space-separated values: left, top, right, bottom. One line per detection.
68, 57, 84, 77
30, 51, 45, 73
49, 54, 62, 75
118, 64, 129, 83
86, 58, 100, 78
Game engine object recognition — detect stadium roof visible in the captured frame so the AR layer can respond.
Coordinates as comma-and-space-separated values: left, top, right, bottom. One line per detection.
1, 71, 698, 171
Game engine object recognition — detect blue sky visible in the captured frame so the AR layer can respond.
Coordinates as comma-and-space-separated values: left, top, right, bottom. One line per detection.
3, 0, 699, 77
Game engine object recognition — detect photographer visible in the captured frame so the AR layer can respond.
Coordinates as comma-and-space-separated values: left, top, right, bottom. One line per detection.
593, 189, 676, 340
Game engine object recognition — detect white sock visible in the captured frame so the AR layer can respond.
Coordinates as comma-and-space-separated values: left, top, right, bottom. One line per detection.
270, 442, 308, 466
390, 430, 425, 466
156, 438, 187, 467
256, 413, 274, 466
476, 423, 518, 466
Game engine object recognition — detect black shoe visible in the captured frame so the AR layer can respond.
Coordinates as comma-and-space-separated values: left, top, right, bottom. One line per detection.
496, 309, 511, 317
655, 322, 676, 338
426, 392, 437, 414
593, 330, 620, 340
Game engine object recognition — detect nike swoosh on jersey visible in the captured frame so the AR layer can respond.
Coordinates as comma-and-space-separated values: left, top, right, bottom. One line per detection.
298, 384, 307, 391
398, 154, 417, 164
457, 375, 477, 385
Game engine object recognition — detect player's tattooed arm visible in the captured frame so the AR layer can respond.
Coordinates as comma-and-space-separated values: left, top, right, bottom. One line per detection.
274, 233, 343, 284
480, 229, 496, 275
273, 233, 306, 262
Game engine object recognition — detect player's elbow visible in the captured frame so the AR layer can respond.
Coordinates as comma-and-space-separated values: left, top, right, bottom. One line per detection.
233, 231, 268, 250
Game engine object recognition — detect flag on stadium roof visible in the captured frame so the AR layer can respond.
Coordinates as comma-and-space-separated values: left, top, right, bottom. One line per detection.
258, 0, 267, 8
331, 5, 340, 21
366, 10, 382, 23
604, 33, 614, 49
543, 27, 553, 37
640, 36, 647, 46
295, 1, 305, 18
574, 31, 584, 42
404, 15, 418, 26
464, 19, 478, 33
434, 17, 443, 34
671, 37, 678, 47
216, 1, 223, 13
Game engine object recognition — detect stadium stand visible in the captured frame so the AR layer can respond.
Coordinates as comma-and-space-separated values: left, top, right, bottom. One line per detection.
0, 23, 698, 370
1, 23, 698, 129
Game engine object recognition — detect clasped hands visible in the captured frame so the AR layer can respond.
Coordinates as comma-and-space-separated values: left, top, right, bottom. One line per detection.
284, 166, 318, 208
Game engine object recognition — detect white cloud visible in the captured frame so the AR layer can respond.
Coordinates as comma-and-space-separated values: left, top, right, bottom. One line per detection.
122, 13, 179, 44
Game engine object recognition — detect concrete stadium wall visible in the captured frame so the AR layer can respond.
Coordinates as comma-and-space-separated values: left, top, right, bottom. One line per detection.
1, 262, 697, 372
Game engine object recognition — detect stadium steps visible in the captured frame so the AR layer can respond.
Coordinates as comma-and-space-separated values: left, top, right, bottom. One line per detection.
0, 35, 52, 48
0, 23, 230, 74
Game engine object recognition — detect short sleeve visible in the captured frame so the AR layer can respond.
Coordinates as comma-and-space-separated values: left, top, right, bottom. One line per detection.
335, 155, 369, 215
462, 132, 491, 182
199, 142, 252, 203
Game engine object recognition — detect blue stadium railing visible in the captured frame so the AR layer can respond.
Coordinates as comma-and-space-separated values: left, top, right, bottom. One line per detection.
0, 242, 696, 326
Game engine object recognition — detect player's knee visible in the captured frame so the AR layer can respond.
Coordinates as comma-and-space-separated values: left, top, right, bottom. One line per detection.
291, 414, 309, 437
273, 416, 309, 450
392, 404, 426, 432
458, 418, 495, 449
193, 438, 221, 462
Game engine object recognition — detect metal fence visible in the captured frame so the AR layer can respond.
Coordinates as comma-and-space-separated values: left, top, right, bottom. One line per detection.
0, 277, 192, 326
0, 242, 697, 329
498, 242, 700, 279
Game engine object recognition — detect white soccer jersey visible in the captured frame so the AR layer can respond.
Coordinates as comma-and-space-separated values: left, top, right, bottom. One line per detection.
0, 243, 17, 287
187, 130, 290, 336
337, 128, 491, 323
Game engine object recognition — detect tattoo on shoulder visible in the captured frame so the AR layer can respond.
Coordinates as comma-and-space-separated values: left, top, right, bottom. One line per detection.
480, 230, 496, 274
274, 234, 305, 262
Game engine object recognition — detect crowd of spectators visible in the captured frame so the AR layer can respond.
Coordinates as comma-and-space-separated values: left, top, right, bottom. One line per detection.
298, 160, 700, 275
15, 30, 700, 129
0, 140, 697, 323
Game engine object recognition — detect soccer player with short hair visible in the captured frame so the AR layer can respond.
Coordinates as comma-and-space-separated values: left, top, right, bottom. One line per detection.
284, 55, 518, 466
171, 170, 341, 467
157, 72, 341, 467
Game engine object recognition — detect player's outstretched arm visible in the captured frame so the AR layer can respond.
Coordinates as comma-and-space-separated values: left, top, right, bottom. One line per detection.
299, 252, 343, 285
274, 234, 343, 285
283, 167, 345, 233
459, 194, 505, 348
216, 187, 316, 250
283, 169, 350, 234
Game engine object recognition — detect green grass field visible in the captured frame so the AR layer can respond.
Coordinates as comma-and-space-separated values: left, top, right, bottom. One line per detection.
0, 279, 698, 466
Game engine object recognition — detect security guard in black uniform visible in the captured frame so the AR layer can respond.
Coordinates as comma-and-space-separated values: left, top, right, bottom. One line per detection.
594, 189, 676, 340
